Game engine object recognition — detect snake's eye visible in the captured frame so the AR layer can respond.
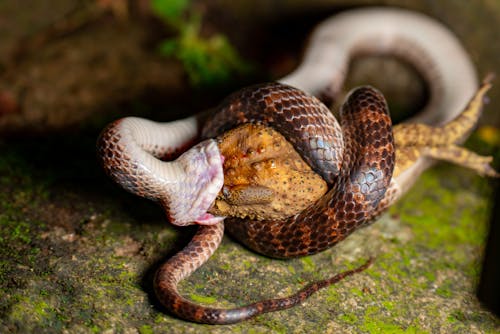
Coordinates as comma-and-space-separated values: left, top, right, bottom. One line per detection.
222, 186, 231, 200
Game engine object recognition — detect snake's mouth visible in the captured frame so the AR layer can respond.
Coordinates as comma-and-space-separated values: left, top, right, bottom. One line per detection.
156, 139, 226, 226
193, 213, 225, 225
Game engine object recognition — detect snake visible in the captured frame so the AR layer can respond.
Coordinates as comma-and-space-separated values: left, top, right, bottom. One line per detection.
97, 7, 496, 324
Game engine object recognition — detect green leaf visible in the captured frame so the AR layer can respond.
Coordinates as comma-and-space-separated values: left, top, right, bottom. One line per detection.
151, 0, 189, 22
157, 38, 179, 56
153, 5, 253, 87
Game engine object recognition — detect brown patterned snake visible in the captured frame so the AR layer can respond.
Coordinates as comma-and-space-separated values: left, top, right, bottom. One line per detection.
97, 8, 497, 324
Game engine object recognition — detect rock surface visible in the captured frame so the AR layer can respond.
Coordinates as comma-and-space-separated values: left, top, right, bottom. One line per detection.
1, 1, 500, 333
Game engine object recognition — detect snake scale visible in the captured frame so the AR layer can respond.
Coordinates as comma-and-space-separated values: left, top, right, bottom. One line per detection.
97, 8, 497, 324
202, 83, 395, 259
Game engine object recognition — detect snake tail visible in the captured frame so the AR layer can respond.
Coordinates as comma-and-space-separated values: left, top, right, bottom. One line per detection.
154, 222, 372, 324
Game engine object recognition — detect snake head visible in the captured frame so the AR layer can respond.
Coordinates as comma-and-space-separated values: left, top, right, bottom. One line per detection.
98, 117, 225, 226
161, 139, 226, 225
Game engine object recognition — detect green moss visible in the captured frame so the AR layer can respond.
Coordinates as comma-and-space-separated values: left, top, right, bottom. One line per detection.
9, 294, 63, 329
378, 266, 402, 284
447, 310, 466, 323
259, 319, 287, 334
349, 287, 364, 297
422, 271, 436, 282
242, 260, 253, 269
325, 285, 340, 302
219, 262, 231, 271
339, 312, 358, 325
90, 325, 101, 333
391, 167, 490, 255
0, 144, 58, 326
382, 301, 395, 311
300, 256, 316, 272
361, 319, 425, 334
189, 294, 218, 304
139, 324, 154, 334
435, 280, 454, 298
33, 300, 51, 317
358, 305, 427, 334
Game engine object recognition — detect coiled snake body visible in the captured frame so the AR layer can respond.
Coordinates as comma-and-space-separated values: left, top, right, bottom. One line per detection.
98, 8, 497, 324
203, 82, 395, 259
